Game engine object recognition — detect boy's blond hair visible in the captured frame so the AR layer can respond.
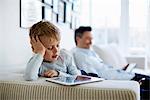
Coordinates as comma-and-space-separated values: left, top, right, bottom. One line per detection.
29, 21, 60, 41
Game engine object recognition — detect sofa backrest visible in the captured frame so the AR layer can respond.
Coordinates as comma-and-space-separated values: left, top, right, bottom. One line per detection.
92, 44, 128, 69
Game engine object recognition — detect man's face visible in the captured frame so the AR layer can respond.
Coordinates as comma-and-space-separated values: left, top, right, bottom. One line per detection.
40, 36, 60, 62
77, 31, 93, 49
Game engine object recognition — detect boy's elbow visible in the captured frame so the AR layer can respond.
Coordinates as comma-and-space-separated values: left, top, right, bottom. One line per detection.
24, 73, 38, 81
24, 77, 37, 81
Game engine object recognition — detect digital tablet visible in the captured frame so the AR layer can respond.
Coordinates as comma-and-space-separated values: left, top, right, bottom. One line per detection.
46, 75, 104, 86
126, 63, 136, 72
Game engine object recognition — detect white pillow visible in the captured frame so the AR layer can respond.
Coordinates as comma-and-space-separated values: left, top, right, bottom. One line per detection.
92, 44, 128, 69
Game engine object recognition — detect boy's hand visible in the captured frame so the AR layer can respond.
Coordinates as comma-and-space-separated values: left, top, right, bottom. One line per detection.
42, 70, 59, 78
30, 36, 46, 56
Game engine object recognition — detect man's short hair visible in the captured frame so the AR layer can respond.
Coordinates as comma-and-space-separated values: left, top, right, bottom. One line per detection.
74, 26, 92, 45
29, 20, 60, 41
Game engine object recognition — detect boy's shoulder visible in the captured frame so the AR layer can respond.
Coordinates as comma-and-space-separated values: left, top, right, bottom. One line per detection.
60, 49, 73, 58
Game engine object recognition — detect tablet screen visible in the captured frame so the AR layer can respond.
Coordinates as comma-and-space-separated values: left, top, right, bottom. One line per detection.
52, 76, 91, 83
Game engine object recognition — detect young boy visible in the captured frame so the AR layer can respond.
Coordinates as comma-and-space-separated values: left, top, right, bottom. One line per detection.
24, 21, 80, 81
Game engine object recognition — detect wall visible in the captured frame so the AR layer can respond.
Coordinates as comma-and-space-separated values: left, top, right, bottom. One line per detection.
57, 24, 75, 50
0, 3, 2, 66
0, 0, 75, 70
0, 0, 32, 69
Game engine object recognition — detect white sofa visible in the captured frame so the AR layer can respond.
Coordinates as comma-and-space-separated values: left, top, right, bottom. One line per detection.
0, 59, 140, 100
92, 44, 129, 70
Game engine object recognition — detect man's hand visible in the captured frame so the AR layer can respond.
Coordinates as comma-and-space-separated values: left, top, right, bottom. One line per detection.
30, 36, 46, 56
42, 70, 59, 78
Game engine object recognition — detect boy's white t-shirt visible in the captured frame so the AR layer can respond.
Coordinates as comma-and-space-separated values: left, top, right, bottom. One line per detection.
24, 49, 80, 81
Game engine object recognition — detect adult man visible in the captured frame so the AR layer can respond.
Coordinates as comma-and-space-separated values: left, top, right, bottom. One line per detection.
71, 26, 150, 99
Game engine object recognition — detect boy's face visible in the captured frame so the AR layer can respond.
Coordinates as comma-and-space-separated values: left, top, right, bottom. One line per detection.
40, 36, 60, 62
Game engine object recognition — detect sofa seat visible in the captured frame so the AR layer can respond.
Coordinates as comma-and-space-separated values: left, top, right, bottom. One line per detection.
0, 72, 140, 100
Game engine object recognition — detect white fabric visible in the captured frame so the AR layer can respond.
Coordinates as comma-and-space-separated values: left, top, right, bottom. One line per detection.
24, 49, 80, 81
92, 44, 128, 69
0, 72, 140, 100
72, 47, 135, 80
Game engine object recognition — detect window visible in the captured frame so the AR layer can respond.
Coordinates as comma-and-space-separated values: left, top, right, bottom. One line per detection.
128, 0, 149, 55
80, 0, 150, 55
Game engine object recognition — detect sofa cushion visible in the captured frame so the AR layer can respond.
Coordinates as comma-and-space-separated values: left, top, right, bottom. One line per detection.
0, 77, 140, 100
92, 44, 128, 69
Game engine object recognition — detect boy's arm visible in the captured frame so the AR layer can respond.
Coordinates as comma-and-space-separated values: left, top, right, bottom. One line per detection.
24, 53, 43, 81
24, 36, 45, 81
